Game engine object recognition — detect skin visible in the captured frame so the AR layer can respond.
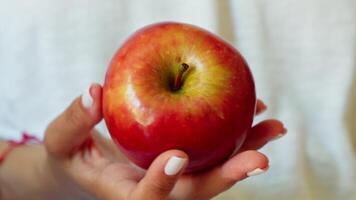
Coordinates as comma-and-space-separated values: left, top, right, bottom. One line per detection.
0, 84, 286, 200
103, 22, 257, 172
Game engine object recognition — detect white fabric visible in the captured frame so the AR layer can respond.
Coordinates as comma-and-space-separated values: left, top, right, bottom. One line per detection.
0, 0, 355, 199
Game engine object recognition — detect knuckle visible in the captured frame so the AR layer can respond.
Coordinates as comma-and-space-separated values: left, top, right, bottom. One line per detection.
149, 178, 175, 195
43, 122, 58, 155
65, 99, 90, 129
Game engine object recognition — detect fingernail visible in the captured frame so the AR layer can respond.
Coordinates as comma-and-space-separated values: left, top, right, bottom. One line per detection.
271, 133, 285, 141
164, 156, 187, 176
82, 85, 93, 109
271, 127, 287, 141
247, 166, 268, 177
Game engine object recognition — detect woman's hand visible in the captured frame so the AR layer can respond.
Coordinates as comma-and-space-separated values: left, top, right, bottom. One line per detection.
0, 83, 285, 200
43, 83, 286, 200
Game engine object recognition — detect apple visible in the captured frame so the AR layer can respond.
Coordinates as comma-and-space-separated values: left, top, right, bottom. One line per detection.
103, 22, 256, 173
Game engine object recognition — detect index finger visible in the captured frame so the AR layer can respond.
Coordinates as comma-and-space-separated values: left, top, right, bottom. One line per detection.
44, 83, 103, 157
171, 151, 269, 199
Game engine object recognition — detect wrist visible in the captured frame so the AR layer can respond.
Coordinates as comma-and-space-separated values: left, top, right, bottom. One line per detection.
45, 152, 97, 200
0, 143, 94, 200
0, 144, 48, 199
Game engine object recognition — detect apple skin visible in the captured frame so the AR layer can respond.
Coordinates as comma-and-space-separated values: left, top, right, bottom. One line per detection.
103, 22, 256, 173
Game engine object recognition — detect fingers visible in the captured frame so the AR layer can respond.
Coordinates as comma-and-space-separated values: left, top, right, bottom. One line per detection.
239, 119, 287, 152
91, 130, 129, 162
221, 151, 269, 179
131, 150, 188, 200
255, 99, 267, 115
178, 150, 268, 199
44, 83, 103, 157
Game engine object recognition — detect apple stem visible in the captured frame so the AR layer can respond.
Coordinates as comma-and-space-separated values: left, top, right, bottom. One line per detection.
174, 63, 190, 90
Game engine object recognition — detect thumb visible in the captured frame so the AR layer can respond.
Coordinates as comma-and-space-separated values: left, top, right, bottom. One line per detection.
131, 150, 188, 200
44, 83, 102, 157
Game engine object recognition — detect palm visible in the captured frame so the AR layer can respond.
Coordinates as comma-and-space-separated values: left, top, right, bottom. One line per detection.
70, 138, 210, 200
45, 90, 285, 200
69, 111, 285, 200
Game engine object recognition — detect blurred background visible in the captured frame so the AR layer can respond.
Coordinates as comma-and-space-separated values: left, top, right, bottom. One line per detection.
0, 0, 355, 199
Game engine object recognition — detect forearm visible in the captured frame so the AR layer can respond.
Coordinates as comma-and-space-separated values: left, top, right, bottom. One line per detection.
0, 142, 54, 199
0, 142, 88, 200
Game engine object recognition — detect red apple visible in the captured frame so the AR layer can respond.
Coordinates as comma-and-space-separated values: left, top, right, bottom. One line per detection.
103, 22, 256, 173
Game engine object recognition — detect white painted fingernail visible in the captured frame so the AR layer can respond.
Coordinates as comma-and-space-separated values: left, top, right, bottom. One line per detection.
164, 156, 187, 176
271, 133, 285, 141
247, 167, 268, 177
81, 85, 93, 109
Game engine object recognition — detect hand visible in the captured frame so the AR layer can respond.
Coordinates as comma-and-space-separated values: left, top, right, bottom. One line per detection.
44, 83, 286, 200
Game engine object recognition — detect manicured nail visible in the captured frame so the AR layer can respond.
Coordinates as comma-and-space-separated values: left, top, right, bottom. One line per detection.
247, 167, 268, 177
164, 156, 187, 176
271, 127, 287, 141
271, 133, 285, 141
82, 85, 93, 109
